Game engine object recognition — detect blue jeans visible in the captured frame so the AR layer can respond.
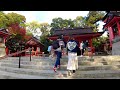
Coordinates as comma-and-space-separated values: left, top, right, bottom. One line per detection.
54, 51, 61, 68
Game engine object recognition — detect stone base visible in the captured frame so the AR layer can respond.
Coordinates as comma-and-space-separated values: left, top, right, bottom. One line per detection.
112, 41, 120, 55
0, 47, 6, 57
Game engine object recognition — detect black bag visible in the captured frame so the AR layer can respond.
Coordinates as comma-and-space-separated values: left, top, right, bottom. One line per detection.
52, 40, 60, 49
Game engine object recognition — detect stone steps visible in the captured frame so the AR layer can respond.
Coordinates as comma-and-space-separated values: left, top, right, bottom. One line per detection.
0, 57, 104, 66
0, 65, 120, 79
0, 70, 57, 79
0, 62, 116, 71
0, 56, 120, 79
1, 58, 120, 67
0, 66, 67, 78
70, 70, 120, 79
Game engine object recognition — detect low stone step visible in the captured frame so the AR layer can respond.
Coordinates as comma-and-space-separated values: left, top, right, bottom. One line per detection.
0, 66, 68, 77
0, 59, 96, 66
0, 60, 54, 66
0, 70, 57, 79
0, 62, 118, 71
71, 70, 120, 79
1, 65, 120, 79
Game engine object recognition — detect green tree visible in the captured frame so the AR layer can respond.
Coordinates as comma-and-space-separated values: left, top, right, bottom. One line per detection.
40, 23, 51, 54
85, 11, 106, 32
0, 12, 9, 28
26, 21, 40, 34
0, 12, 26, 53
0, 12, 26, 28
73, 16, 86, 27
50, 17, 74, 35
40, 23, 50, 36
50, 17, 63, 29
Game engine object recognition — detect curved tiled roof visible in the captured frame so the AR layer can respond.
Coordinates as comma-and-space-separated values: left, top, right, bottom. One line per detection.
52, 27, 93, 36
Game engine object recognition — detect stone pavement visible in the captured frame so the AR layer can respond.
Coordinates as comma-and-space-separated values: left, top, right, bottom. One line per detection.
0, 56, 120, 79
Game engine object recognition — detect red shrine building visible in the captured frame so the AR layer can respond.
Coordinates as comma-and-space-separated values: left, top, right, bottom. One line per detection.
0, 28, 44, 57
0, 29, 9, 57
25, 37, 44, 56
48, 27, 104, 54
102, 11, 120, 55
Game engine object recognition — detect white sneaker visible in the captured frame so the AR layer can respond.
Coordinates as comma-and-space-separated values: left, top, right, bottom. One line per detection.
80, 55, 83, 57
67, 71, 72, 77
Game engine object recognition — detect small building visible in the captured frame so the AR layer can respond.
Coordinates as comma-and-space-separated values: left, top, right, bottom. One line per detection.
0, 29, 9, 57
25, 37, 44, 56
48, 27, 104, 54
102, 11, 120, 55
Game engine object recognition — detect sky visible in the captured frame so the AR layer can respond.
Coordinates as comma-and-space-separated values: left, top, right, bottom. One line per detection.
4, 11, 106, 36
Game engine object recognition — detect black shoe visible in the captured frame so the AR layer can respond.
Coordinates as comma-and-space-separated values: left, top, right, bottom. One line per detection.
73, 70, 76, 73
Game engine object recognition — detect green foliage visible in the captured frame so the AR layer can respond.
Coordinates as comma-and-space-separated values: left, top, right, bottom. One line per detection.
0, 12, 26, 28
92, 36, 108, 48
39, 23, 51, 53
50, 11, 106, 33
0, 12, 27, 53
85, 11, 106, 32
73, 16, 86, 27
40, 23, 50, 36
50, 17, 74, 30
26, 21, 40, 34
26, 31, 33, 36
5, 34, 25, 52
26, 21, 51, 53
0, 12, 9, 28
6, 12, 26, 26
40, 36, 52, 54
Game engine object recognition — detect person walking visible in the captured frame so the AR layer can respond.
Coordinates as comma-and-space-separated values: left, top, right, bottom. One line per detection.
52, 36, 65, 72
80, 41, 84, 57
66, 35, 79, 76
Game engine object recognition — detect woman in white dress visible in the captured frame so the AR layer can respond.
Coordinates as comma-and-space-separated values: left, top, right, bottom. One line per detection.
66, 36, 79, 76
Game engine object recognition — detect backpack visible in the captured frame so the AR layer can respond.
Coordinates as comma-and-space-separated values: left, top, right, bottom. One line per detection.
52, 40, 60, 49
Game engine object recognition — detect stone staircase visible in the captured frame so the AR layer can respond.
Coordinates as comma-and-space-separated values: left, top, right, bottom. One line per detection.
0, 56, 120, 79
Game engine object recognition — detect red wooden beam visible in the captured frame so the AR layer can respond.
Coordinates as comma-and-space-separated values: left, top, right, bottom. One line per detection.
104, 17, 120, 28
48, 33, 103, 41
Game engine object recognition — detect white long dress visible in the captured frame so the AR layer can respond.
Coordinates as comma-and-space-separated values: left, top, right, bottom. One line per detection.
67, 52, 78, 70
67, 41, 78, 70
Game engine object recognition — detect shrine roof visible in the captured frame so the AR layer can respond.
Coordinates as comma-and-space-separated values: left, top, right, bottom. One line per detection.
26, 37, 44, 46
52, 27, 94, 36
102, 11, 120, 23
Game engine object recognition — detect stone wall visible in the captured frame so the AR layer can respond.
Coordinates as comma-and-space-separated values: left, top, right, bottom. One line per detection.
112, 41, 120, 55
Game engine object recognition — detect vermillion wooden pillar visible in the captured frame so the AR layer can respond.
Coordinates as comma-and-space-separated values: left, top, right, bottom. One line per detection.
89, 39, 93, 52
108, 26, 114, 47
78, 38, 81, 47
88, 39, 92, 47
116, 20, 120, 36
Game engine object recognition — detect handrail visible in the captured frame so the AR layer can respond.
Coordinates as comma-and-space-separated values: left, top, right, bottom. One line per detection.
0, 48, 31, 60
